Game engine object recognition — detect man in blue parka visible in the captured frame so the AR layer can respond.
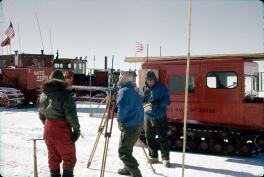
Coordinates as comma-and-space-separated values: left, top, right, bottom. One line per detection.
142, 71, 171, 167
116, 71, 144, 177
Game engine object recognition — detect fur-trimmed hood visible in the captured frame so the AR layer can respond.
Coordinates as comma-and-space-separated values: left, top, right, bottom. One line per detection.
42, 79, 68, 95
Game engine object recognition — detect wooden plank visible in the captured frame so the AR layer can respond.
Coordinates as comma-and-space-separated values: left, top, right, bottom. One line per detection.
124, 53, 264, 63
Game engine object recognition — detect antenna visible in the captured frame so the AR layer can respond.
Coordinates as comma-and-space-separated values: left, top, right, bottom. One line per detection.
17, 23, 22, 53
1, 1, 3, 55
35, 13, 44, 52
261, 0, 264, 52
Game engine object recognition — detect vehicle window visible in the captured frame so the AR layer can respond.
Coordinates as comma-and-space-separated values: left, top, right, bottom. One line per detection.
0, 60, 6, 67
245, 75, 258, 96
54, 63, 59, 68
79, 63, 82, 69
169, 75, 195, 93
207, 72, 237, 89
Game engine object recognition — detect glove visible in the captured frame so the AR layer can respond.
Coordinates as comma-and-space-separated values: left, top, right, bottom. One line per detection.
71, 129, 81, 143
150, 100, 160, 107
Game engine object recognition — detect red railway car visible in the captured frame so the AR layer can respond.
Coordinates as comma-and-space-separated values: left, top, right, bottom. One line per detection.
126, 53, 264, 155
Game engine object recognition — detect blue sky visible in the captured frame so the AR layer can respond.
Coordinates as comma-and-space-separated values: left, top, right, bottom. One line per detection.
0, 0, 263, 70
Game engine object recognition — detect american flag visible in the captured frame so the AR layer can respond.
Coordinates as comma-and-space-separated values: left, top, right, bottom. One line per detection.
5, 22, 15, 39
0, 37, 11, 47
135, 42, 144, 53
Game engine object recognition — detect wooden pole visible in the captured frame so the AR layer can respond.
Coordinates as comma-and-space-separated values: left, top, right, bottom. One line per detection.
182, 0, 192, 177
33, 139, 38, 177
31, 138, 43, 177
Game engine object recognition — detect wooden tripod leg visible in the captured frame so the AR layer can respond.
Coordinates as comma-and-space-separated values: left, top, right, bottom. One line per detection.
87, 118, 107, 168
99, 96, 116, 177
100, 136, 111, 177
87, 98, 110, 168
139, 140, 156, 174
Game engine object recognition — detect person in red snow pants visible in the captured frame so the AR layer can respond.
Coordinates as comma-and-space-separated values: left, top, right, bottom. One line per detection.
44, 119, 77, 171
38, 70, 80, 177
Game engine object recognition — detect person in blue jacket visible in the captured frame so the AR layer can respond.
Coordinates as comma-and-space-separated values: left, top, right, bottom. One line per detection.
116, 71, 144, 177
142, 71, 171, 167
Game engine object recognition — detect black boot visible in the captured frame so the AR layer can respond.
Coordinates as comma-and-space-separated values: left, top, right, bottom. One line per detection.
130, 167, 142, 177
62, 170, 74, 177
50, 170, 61, 177
117, 166, 130, 176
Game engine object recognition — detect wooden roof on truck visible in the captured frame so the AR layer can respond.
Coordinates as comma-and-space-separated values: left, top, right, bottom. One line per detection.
124, 53, 264, 63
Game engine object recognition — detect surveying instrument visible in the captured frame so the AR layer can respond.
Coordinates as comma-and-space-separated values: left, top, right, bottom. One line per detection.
86, 68, 118, 177
86, 69, 156, 177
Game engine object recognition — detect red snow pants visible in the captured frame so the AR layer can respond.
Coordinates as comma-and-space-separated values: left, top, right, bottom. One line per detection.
44, 119, 77, 171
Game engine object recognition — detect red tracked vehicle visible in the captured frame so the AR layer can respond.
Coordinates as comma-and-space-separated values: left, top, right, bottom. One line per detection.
0, 52, 72, 106
0, 52, 120, 106
54, 57, 120, 102
125, 53, 264, 155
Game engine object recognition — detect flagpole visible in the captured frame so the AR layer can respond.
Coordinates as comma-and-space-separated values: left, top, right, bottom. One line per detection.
18, 23, 22, 53
1, 24, 3, 55
0, 1, 3, 55
134, 51, 137, 70
146, 44, 149, 62
49, 28, 53, 54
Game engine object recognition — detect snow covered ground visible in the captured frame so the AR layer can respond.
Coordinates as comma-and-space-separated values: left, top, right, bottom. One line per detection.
0, 103, 263, 177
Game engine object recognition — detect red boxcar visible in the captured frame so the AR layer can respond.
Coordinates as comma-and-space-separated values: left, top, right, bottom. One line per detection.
126, 53, 264, 155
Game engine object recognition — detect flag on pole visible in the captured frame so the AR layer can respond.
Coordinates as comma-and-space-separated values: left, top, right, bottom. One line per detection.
135, 42, 144, 53
5, 22, 15, 39
1, 37, 11, 47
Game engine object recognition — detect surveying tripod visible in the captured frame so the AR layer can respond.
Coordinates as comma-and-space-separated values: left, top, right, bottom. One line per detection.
86, 94, 156, 176
86, 90, 117, 177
